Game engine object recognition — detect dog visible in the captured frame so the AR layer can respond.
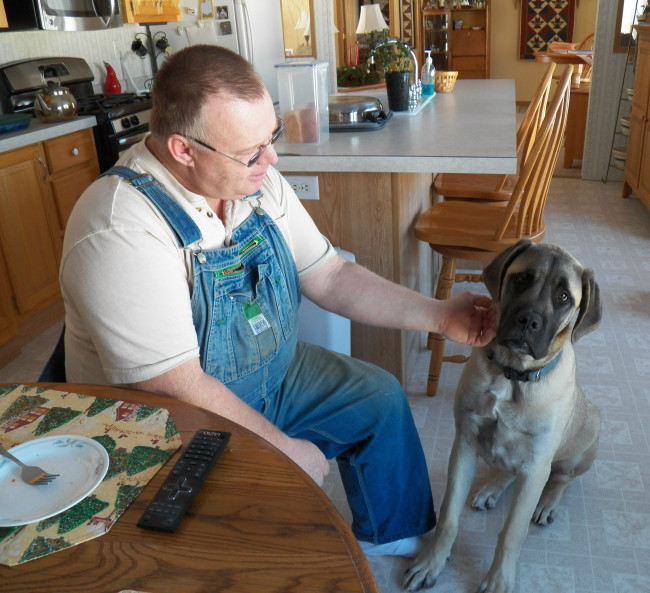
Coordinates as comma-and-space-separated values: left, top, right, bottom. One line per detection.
404, 239, 602, 593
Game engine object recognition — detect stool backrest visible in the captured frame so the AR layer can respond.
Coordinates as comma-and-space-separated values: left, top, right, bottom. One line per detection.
495, 66, 572, 242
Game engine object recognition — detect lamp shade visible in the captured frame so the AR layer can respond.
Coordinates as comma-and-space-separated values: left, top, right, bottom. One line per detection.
356, 4, 388, 34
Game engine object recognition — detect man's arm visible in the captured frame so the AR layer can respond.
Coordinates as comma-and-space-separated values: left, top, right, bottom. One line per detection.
301, 254, 495, 347
128, 359, 330, 485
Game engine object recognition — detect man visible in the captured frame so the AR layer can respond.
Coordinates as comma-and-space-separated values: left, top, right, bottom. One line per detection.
60, 45, 494, 557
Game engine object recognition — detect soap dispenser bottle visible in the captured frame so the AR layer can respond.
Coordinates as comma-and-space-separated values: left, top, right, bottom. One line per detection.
421, 50, 436, 96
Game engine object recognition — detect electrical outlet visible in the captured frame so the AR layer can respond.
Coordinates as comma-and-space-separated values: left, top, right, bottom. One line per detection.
284, 175, 319, 200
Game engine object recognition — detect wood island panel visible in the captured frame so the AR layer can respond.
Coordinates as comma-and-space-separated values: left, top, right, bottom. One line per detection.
292, 170, 435, 383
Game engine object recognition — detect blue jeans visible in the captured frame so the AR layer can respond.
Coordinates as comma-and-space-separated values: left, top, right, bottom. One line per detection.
106, 167, 435, 543
261, 341, 436, 543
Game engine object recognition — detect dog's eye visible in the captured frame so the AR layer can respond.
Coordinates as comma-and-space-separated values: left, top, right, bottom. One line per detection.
557, 290, 570, 303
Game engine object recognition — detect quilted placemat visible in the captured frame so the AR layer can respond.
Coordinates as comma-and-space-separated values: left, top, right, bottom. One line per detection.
0, 384, 181, 566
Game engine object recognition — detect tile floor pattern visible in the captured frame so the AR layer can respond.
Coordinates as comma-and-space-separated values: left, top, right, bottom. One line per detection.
1, 178, 649, 593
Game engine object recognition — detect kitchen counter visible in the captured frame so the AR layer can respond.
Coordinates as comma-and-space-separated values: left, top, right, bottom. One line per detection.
0, 116, 97, 153
278, 78, 517, 384
275, 79, 517, 175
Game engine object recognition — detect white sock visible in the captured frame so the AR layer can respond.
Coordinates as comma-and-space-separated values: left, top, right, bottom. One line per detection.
358, 536, 423, 558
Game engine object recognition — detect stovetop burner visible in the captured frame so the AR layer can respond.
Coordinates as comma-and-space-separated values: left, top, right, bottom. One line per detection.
76, 92, 152, 119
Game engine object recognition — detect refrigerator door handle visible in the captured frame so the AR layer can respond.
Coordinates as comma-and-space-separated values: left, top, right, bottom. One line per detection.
242, 0, 255, 65
241, 0, 254, 65
233, 0, 252, 64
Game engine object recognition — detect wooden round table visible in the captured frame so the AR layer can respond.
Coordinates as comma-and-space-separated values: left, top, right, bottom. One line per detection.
0, 383, 379, 593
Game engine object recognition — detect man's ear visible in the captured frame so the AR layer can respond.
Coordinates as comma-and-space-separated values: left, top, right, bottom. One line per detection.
167, 135, 195, 167
482, 239, 533, 299
572, 268, 602, 342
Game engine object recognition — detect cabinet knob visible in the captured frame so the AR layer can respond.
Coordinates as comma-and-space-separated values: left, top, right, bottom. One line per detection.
71, 147, 79, 156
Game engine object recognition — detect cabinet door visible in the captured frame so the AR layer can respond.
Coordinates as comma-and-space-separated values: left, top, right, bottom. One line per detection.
0, 145, 60, 316
625, 107, 646, 190
423, 11, 450, 71
0, 1, 8, 28
121, 0, 181, 23
45, 129, 100, 246
638, 118, 650, 203
0, 252, 17, 344
625, 38, 650, 196
49, 164, 99, 246
632, 40, 650, 120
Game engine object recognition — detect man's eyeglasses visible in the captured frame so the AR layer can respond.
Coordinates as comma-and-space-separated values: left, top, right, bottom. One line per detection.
183, 117, 284, 168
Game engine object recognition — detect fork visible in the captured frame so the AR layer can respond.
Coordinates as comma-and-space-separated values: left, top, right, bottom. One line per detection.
0, 444, 59, 485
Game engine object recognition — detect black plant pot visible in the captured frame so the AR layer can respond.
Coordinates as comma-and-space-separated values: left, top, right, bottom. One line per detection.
385, 71, 411, 112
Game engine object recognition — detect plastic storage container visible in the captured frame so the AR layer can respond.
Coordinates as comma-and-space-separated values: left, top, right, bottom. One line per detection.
0, 113, 32, 135
275, 60, 329, 145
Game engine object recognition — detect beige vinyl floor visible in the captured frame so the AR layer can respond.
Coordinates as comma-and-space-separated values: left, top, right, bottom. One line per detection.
1, 177, 649, 593
322, 177, 650, 593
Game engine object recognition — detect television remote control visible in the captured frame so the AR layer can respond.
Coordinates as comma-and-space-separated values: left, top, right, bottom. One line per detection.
137, 429, 231, 533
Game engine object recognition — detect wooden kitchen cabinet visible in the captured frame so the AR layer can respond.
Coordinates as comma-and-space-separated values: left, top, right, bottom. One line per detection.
623, 25, 650, 211
121, 0, 181, 24
0, 128, 100, 347
44, 128, 100, 258
0, 253, 17, 345
0, 143, 60, 317
0, 1, 8, 28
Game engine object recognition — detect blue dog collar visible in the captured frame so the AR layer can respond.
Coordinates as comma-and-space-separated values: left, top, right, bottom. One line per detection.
487, 349, 563, 383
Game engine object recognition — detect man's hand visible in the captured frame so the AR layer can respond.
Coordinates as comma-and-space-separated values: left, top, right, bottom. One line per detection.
435, 291, 495, 347
280, 438, 330, 486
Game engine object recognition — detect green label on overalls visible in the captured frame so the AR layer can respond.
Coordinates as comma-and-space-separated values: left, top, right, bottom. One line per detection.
239, 235, 266, 257
214, 262, 245, 279
242, 302, 271, 335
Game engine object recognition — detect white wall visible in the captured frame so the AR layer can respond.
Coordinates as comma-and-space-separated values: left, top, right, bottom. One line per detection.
582, 0, 631, 182
0, 26, 151, 95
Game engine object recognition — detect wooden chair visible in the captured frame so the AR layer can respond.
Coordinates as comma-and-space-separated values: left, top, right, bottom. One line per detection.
550, 33, 594, 83
415, 66, 572, 396
432, 62, 557, 202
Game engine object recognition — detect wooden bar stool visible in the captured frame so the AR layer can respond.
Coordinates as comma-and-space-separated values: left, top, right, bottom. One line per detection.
415, 66, 573, 396
433, 62, 557, 202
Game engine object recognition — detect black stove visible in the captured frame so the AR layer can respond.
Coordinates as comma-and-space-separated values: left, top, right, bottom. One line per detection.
74, 92, 153, 171
76, 92, 152, 118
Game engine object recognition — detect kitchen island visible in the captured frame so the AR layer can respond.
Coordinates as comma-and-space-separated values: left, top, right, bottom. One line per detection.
275, 79, 516, 384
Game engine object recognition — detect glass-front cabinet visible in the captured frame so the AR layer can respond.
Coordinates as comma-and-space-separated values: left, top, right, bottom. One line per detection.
419, 0, 490, 79
423, 10, 450, 71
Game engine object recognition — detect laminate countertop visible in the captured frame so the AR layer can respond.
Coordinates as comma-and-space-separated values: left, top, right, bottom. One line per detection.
0, 116, 97, 153
275, 79, 518, 175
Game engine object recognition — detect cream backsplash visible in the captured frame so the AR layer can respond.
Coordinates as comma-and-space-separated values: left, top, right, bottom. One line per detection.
0, 26, 152, 94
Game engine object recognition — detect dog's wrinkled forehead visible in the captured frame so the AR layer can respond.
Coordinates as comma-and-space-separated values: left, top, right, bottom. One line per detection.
502, 245, 584, 301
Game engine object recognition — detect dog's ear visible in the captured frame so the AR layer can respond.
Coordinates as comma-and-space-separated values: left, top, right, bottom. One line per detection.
572, 268, 602, 342
482, 239, 533, 299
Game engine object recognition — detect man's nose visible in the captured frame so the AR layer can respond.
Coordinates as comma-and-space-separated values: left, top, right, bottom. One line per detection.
261, 143, 279, 166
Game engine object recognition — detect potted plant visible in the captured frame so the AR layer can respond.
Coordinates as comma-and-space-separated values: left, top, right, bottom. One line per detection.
366, 30, 414, 111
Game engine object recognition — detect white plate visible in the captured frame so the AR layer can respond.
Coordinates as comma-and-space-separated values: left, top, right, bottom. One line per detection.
0, 435, 109, 527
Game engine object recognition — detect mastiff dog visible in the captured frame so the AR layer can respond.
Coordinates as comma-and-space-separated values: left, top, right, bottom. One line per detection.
405, 239, 602, 593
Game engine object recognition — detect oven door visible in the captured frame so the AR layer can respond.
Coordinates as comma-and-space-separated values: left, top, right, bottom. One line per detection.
115, 131, 148, 160
34, 0, 122, 31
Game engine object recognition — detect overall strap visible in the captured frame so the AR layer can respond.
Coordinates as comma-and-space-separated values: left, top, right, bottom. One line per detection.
102, 165, 202, 248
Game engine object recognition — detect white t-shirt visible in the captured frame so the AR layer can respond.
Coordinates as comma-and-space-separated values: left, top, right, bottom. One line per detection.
60, 140, 335, 385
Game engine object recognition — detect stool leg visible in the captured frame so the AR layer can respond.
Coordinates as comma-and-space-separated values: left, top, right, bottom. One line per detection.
427, 255, 456, 396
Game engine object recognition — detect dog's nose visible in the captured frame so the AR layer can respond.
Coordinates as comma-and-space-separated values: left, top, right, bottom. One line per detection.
517, 311, 543, 333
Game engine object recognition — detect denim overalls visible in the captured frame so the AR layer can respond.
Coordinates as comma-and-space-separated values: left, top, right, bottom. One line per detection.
106, 166, 435, 544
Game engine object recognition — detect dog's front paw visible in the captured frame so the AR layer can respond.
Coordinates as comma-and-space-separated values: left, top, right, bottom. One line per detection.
403, 563, 439, 591
476, 564, 516, 593
403, 549, 448, 591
